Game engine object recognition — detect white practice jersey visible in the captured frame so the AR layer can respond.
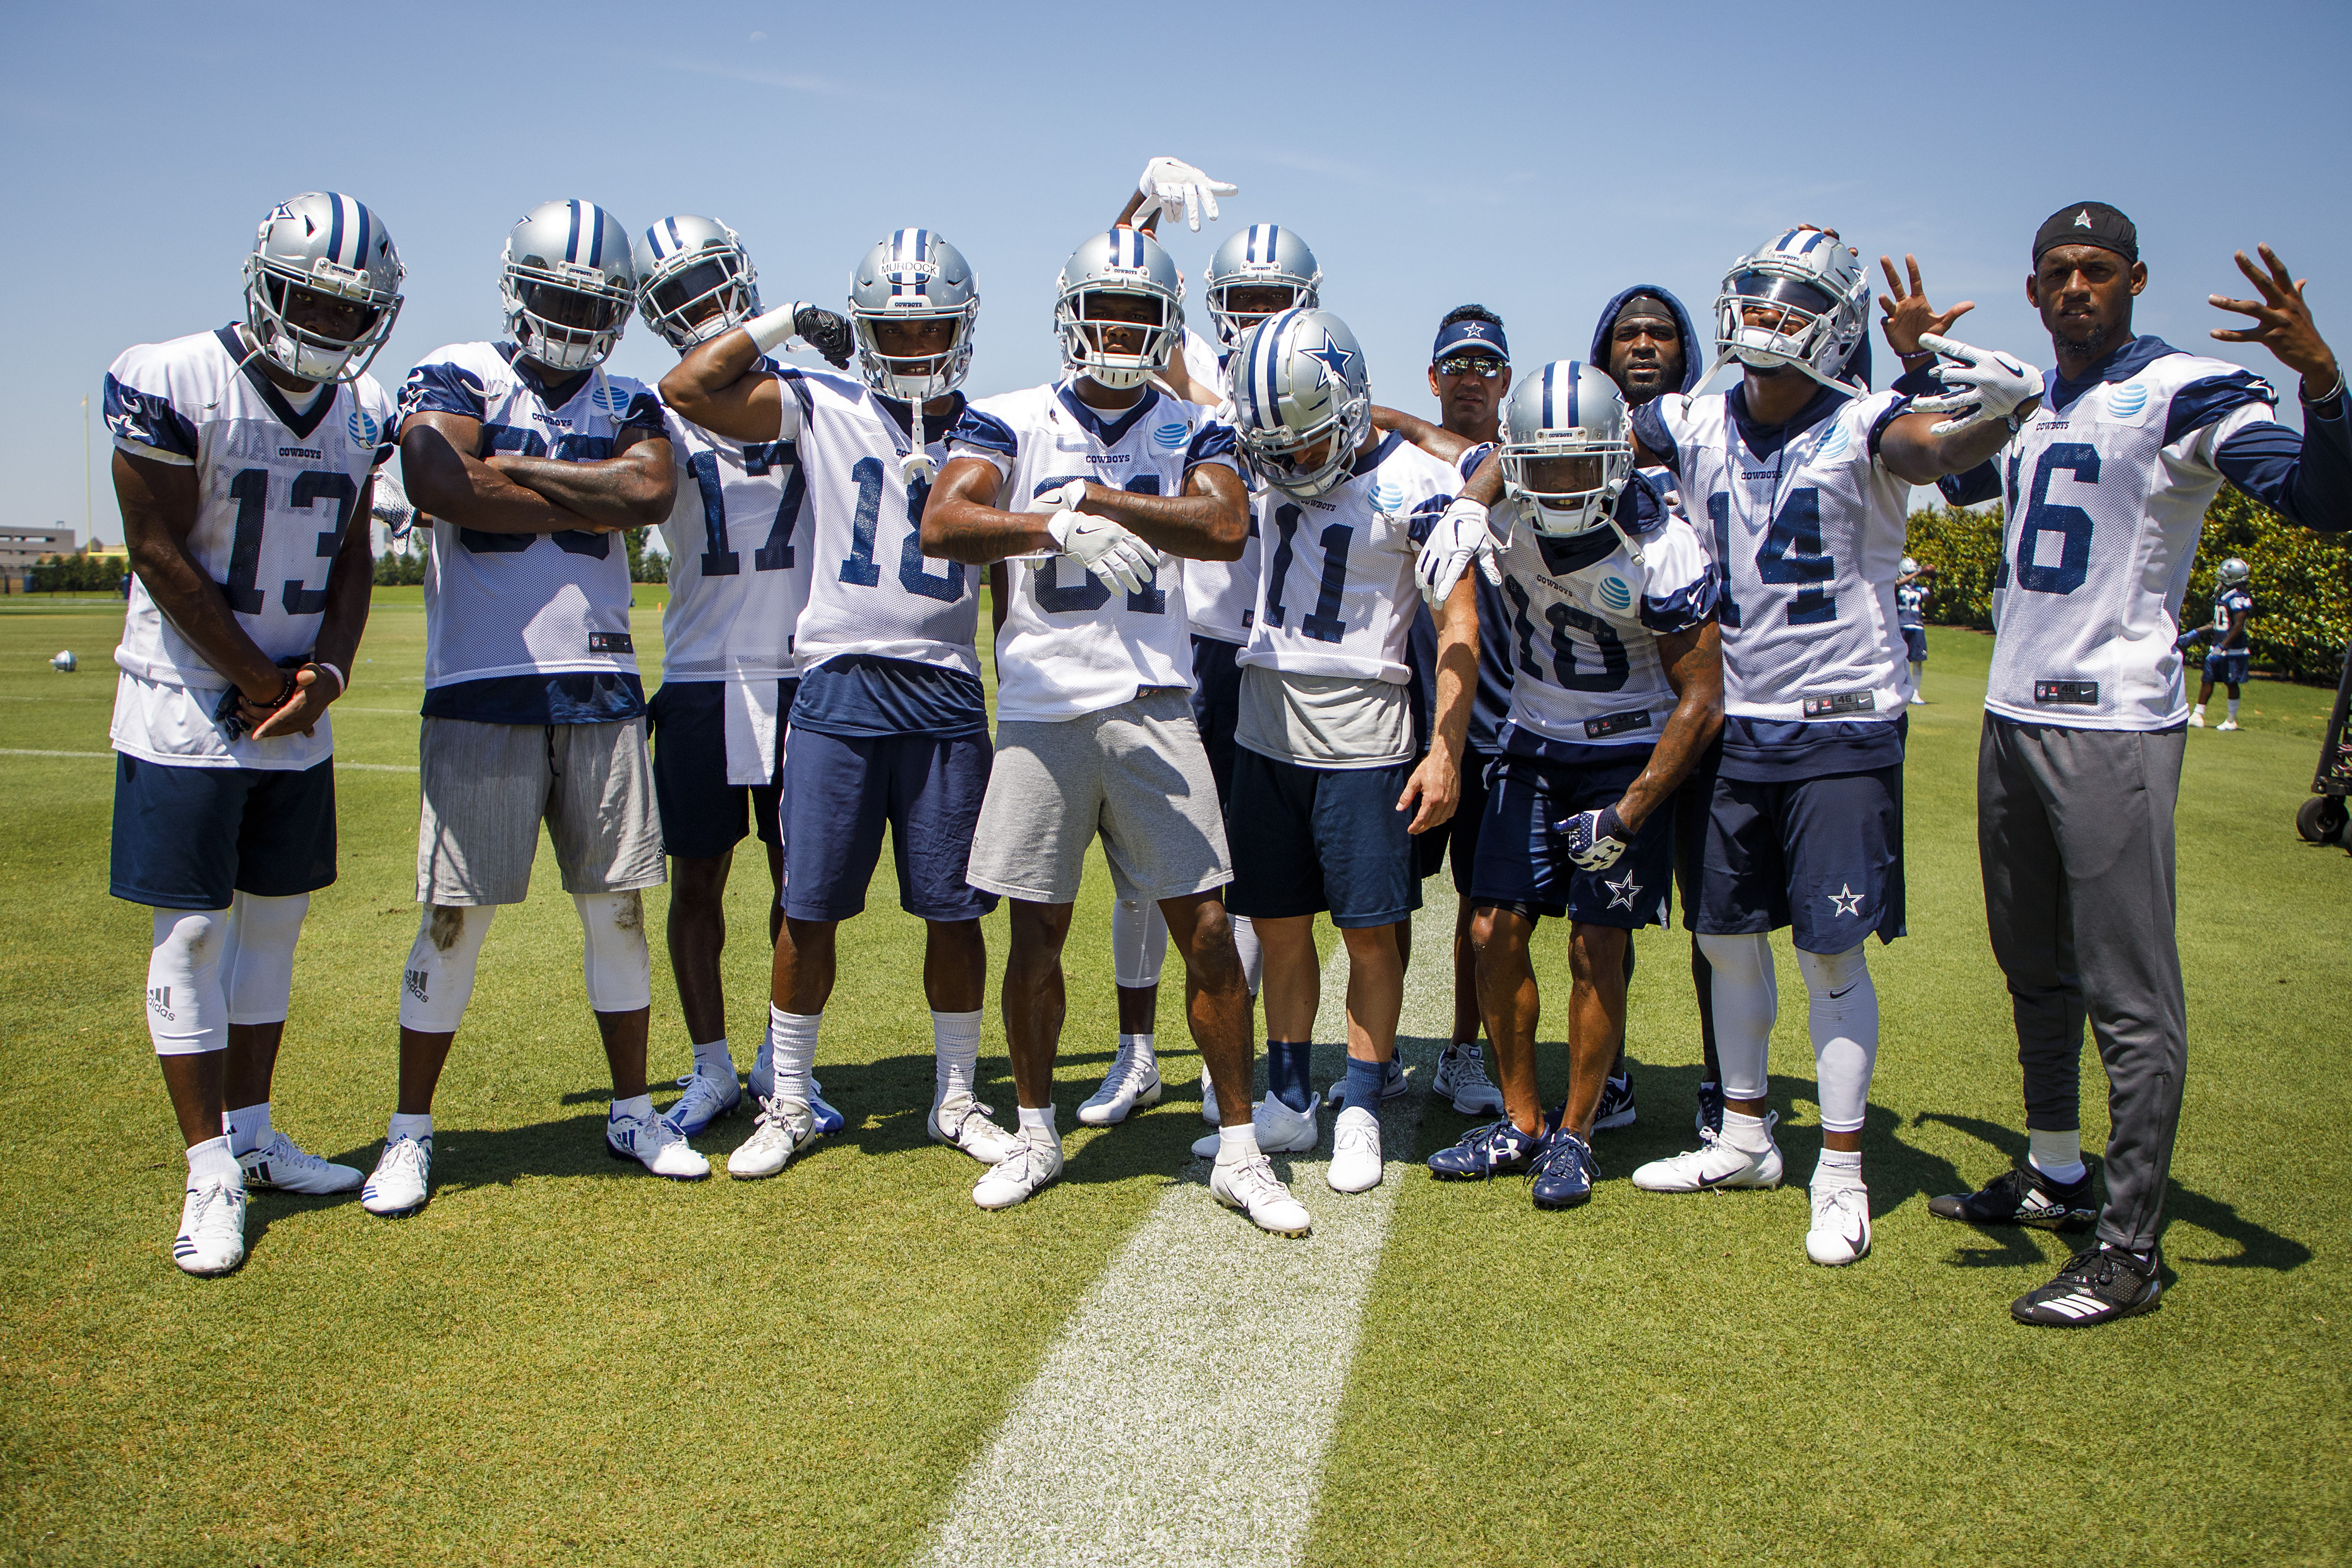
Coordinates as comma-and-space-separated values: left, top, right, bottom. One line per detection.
1985, 343, 2280, 729
1240, 433, 1460, 684
1636, 387, 1914, 724
1178, 337, 1260, 644
771, 369, 979, 678
399, 343, 661, 690
655, 366, 810, 683
1492, 509, 1717, 758
102, 325, 395, 770
949, 382, 1240, 721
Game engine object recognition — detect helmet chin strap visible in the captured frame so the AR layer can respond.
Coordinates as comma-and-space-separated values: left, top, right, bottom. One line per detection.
902, 397, 934, 485
1598, 476, 1645, 566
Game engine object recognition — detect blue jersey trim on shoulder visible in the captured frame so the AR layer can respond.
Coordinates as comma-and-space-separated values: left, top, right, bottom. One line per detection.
1629, 400, 1679, 474
618, 390, 666, 435
1640, 567, 1718, 635
399, 360, 488, 424
102, 372, 199, 459
1864, 394, 1915, 463
2163, 370, 2276, 448
1456, 442, 1497, 485
1185, 420, 1240, 471
1938, 461, 2002, 507
945, 406, 1020, 459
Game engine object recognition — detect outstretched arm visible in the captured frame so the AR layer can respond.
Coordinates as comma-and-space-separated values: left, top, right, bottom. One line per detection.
1612, 621, 1723, 831
660, 322, 793, 445
1396, 573, 1477, 834
1371, 405, 1473, 463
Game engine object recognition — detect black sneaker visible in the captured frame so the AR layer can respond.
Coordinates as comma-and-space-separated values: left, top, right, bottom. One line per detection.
1928, 1166, 2096, 1231
2011, 1244, 2162, 1326
1591, 1073, 1636, 1131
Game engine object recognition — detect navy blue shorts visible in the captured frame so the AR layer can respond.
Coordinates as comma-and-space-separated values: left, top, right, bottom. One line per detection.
648, 678, 795, 860
1468, 751, 1670, 927
1900, 624, 1928, 663
777, 727, 996, 923
1189, 635, 1244, 810
1671, 743, 1723, 930
1692, 764, 1904, 952
1226, 749, 1421, 929
1448, 748, 1498, 898
2204, 649, 2250, 686
110, 754, 336, 910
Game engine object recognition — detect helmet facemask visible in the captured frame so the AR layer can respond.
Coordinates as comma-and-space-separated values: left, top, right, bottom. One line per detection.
852, 305, 977, 405
641, 240, 760, 352
1238, 391, 1369, 499
1713, 244, 1868, 391
1055, 286, 1181, 390
503, 259, 633, 371
1503, 440, 1632, 539
243, 254, 400, 384
1208, 280, 1314, 352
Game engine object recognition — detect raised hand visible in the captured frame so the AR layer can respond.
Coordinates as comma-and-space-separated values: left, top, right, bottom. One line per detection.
1878, 254, 1976, 359
2210, 244, 2341, 392
1137, 157, 1237, 233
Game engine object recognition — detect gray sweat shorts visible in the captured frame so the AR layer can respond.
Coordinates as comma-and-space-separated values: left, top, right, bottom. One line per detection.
416, 716, 666, 907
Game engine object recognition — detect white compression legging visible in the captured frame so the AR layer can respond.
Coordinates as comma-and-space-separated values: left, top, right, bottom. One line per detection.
1694, 933, 1879, 1135
1111, 899, 1263, 996
145, 892, 312, 1056
396, 892, 651, 1033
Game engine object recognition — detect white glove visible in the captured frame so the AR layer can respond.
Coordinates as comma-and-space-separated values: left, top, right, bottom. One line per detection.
1414, 497, 1502, 607
1046, 499, 1158, 596
1910, 334, 2044, 436
1557, 807, 1630, 871
370, 466, 417, 537
1137, 156, 1237, 233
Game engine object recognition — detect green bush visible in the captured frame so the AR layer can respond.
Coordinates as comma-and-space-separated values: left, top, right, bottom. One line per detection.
29, 552, 125, 593
1904, 488, 2352, 684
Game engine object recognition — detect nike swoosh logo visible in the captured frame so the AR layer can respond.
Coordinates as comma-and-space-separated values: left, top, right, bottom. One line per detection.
1995, 357, 2024, 376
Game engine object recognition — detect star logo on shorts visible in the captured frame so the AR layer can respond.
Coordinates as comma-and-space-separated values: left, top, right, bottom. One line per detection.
1828, 883, 1864, 917
1605, 870, 1642, 911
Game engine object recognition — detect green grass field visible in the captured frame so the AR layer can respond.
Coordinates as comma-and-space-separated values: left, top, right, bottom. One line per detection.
0, 589, 2346, 1567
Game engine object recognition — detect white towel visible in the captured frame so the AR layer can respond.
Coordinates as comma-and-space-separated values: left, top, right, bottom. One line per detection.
722, 677, 782, 787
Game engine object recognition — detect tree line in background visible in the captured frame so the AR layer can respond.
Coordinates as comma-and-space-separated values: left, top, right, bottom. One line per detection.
372, 529, 668, 587
26, 552, 126, 593
1906, 489, 2352, 683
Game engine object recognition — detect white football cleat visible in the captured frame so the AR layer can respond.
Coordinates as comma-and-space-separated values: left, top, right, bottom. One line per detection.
1211, 1152, 1311, 1237
361, 1135, 432, 1217
726, 1095, 819, 1179
1806, 1181, 1873, 1266
1328, 1105, 1384, 1193
1630, 1114, 1784, 1192
2187, 710, 2205, 728
667, 1068, 742, 1138
1431, 1043, 1503, 1115
2216, 719, 2240, 732
238, 1130, 362, 1195
972, 1130, 1063, 1210
932, 1092, 1020, 1165
1077, 1040, 1163, 1127
607, 1108, 711, 1180
1192, 1093, 1320, 1159
1201, 1073, 1221, 1126
1909, 693, 1928, 706
172, 1180, 247, 1276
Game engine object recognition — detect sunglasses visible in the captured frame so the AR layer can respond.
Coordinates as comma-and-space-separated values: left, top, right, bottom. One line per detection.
1435, 355, 1506, 379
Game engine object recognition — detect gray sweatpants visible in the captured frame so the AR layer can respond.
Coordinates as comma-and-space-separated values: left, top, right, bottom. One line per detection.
1977, 716, 2187, 1253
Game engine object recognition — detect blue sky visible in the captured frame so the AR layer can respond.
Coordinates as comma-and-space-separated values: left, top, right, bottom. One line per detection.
6, 0, 2348, 541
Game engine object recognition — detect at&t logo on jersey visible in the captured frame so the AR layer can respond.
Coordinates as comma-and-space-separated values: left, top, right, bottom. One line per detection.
1599, 575, 1633, 611
1371, 481, 1404, 515
1153, 420, 1189, 450
590, 382, 633, 415
1815, 422, 1851, 462
349, 407, 379, 446
2105, 383, 2150, 420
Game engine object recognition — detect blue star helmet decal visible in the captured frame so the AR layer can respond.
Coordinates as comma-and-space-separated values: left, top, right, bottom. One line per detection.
1303, 327, 1356, 385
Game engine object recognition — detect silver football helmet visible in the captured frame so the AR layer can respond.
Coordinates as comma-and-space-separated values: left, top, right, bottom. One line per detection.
1230, 308, 1372, 498
1499, 361, 1633, 540
1054, 228, 1185, 391
1204, 224, 1322, 351
500, 199, 636, 371
848, 228, 981, 403
636, 215, 760, 351
1900, 556, 1921, 576
2218, 557, 2250, 584
1714, 227, 1871, 390
243, 192, 404, 383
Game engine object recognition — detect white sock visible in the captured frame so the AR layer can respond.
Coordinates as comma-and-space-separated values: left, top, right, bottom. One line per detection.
1720, 1107, 1774, 1155
1017, 1102, 1057, 1138
1909, 661, 1924, 688
1119, 1031, 1157, 1069
388, 1111, 433, 1144
2227, 697, 2241, 721
1217, 1121, 1262, 1162
771, 1005, 820, 1106
691, 1036, 733, 1078
224, 1101, 271, 1158
1696, 932, 1777, 1104
610, 1092, 653, 1123
1795, 945, 1877, 1137
1813, 1146, 1864, 1189
1230, 912, 1263, 998
185, 1134, 241, 1189
2029, 1128, 2087, 1184
933, 1008, 983, 1102
2192, 701, 2206, 716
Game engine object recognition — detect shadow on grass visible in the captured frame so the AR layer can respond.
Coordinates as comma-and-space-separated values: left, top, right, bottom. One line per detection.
1915, 1111, 2313, 1273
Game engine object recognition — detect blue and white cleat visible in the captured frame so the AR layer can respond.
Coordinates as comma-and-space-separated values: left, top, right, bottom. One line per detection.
361, 1135, 432, 1217
1592, 1073, 1637, 1132
668, 1068, 743, 1138
1425, 1117, 1542, 1180
809, 1077, 846, 1136
172, 1180, 247, 1276
748, 1040, 844, 1135
607, 1108, 711, 1180
1530, 1127, 1597, 1210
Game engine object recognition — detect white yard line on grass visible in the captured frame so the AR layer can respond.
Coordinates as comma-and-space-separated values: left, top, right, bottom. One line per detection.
0, 748, 413, 773
925, 903, 1452, 1568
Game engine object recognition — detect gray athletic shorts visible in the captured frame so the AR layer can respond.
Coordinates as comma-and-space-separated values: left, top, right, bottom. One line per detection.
967, 688, 1231, 906
416, 716, 666, 907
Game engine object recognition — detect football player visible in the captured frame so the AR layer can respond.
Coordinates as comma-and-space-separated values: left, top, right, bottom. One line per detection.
921, 228, 1308, 1234
363, 199, 698, 1219
1424, 363, 1722, 1207
1931, 206, 2349, 1325
104, 192, 402, 1273
1449, 226, 2036, 1265
630, 215, 853, 1141
1212, 308, 1479, 1196
661, 229, 1016, 1183
1894, 556, 1934, 703
2190, 556, 2256, 729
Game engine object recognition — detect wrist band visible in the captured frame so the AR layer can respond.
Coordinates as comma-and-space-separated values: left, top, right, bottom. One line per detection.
311, 661, 346, 696
2304, 370, 2346, 406
1897, 347, 1936, 361
745, 303, 804, 355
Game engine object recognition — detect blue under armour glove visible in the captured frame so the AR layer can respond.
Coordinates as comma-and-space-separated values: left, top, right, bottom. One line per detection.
1557, 805, 1630, 870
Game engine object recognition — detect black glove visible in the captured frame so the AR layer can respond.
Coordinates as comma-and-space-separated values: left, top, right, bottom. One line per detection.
212, 656, 304, 740
793, 305, 854, 370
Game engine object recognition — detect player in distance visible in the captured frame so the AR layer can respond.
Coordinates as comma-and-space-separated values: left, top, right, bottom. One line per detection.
661, 229, 1016, 1183
104, 191, 403, 1272
2187, 556, 2254, 730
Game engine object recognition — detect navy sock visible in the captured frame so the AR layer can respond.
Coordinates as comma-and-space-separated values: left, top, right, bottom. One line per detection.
1342, 1055, 1390, 1111
1267, 1040, 1314, 1112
